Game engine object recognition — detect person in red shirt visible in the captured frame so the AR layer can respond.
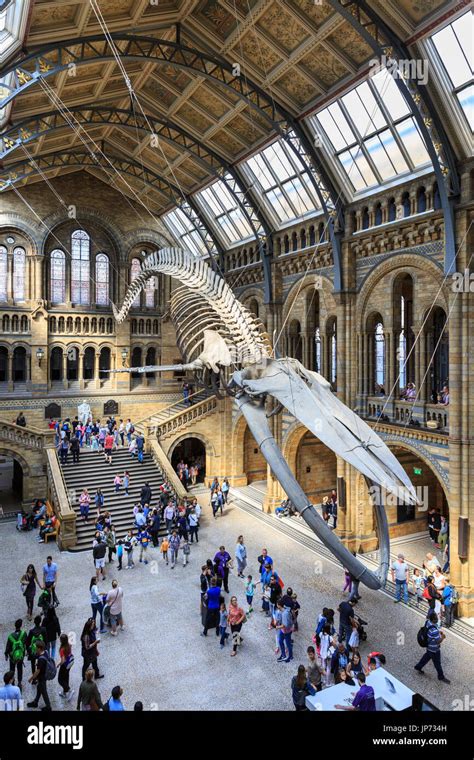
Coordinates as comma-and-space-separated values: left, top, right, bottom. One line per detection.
104, 433, 114, 465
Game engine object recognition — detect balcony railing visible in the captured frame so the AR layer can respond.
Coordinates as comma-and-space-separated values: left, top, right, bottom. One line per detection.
366, 397, 449, 432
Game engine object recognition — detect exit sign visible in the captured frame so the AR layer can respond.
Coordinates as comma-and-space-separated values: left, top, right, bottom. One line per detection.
413, 467, 422, 475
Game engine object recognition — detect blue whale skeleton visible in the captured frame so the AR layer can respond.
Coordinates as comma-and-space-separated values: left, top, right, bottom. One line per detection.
110, 248, 418, 590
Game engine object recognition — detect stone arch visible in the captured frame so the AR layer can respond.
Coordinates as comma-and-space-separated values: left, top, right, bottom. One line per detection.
231, 413, 248, 484
0, 214, 39, 254
39, 207, 125, 259
282, 273, 335, 326
381, 435, 449, 496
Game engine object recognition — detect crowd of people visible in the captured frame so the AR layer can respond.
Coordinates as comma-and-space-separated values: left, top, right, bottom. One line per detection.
52, 415, 146, 466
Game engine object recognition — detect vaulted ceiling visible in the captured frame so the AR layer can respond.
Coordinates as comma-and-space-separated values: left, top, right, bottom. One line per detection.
0, 0, 464, 213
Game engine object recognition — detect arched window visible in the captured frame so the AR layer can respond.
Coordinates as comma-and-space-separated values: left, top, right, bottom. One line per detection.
309, 226, 315, 246
300, 229, 306, 248
248, 299, 259, 319
433, 182, 441, 210
95, 253, 109, 306
288, 320, 302, 362
362, 207, 369, 230
417, 186, 426, 214
146, 347, 156, 378
2, 315, 9, 332
394, 274, 414, 392
145, 276, 156, 308
318, 222, 325, 242
49, 347, 63, 382
375, 322, 385, 389
99, 347, 111, 380
374, 203, 382, 226
13, 247, 26, 301
71, 230, 90, 304
388, 197, 396, 222
83, 347, 95, 380
0, 346, 8, 382
0, 247, 7, 302
131, 347, 142, 379
402, 192, 411, 217
330, 320, 337, 385
13, 346, 27, 382
50, 250, 66, 304
315, 327, 321, 373
131, 258, 141, 308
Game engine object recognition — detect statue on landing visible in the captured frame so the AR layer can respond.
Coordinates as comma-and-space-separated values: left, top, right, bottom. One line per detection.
109, 248, 419, 591
77, 400, 92, 426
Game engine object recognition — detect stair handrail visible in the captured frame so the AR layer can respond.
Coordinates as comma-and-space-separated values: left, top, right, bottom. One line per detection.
133, 388, 210, 431
153, 394, 218, 438
147, 438, 187, 500
0, 418, 56, 448
45, 448, 77, 549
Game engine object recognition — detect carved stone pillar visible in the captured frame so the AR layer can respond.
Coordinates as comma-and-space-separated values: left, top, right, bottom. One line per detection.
78, 352, 84, 390
34, 256, 43, 301
7, 352, 13, 391
62, 352, 68, 390
94, 351, 100, 389
7, 253, 13, 303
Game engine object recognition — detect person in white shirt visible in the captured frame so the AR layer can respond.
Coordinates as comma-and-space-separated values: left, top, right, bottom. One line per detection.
235, 535, 247, 577
0, 671, 22, 711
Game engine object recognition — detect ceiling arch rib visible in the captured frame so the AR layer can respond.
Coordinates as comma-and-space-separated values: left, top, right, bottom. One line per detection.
0, 147, 223, 261
326, 0, 459, 275
0, 33, 344, 292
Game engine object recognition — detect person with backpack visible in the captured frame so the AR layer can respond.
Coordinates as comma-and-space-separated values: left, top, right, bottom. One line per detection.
57, 633, 74, 702
27, 640, 53, 711
124, 530, 137, 569
137, 526, 151, 565
42, 606, 61, 659
423, 575, 441, 614
441, 579, 457, 628
125, 419, 134, 443
58, 435, 69, 465
26, 616, 47, 676
291, 664, 316, 711
4, 619, 27, 689
136, 433, 145, 464
414, 611, 450, 683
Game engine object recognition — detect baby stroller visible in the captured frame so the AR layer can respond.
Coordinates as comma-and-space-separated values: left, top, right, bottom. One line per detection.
355, 614, 368, 642
16, 510, 33, 531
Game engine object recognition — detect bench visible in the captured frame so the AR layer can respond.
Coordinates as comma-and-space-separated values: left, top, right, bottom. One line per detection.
41, 501, 59, 543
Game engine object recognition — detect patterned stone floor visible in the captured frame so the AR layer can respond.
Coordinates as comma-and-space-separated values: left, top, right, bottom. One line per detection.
0, 499, 472, 711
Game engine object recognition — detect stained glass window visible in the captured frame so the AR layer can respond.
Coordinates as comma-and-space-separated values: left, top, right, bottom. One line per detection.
309, 68, 431, 193
50, 249, 65, 304
131, 257, 142, 308
145, 275, 157, 308
95, 253, 109, 306
330, 320, 337, 384
0, 246, 7, 301
71, 230, 90, 305
375, 322, 385, 388
315, 327, 321, 374
13, 246, 25, 301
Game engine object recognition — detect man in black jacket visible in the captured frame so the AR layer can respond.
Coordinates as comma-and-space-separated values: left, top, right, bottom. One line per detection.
338, 598, 357, 644
140, 482, 152, 506
93, 538, 107, 581
26, 616, 47, 675
149, 509, 161, 547
70, 434, 80, 464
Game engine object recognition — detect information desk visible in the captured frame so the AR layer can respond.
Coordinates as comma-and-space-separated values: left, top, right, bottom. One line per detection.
306, 668, 415, 712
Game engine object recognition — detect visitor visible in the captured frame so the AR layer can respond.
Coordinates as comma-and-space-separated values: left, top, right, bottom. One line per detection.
235, 535, 247, 577
177, 511, 189, 541
348, 616, 360, 655
441, 578, 455, 628
125, 419, 134, 444
114, 473, 122, 492
201, 578, 221, 637
93, 537, 107, 582
21, 564, 42, 620
412, 568, 424, 607
439, 515, 449, 552
149, 509, 161, 547
348, 651, 364, 679
57, 633, 74, 702
140, 481, 152, 506
4, 619, 27, 690
70, 434, 80, 464
431, 509, 442, 548
0, 671, 22, 711
276, 600, 294, 663
80, 618, 103, 680
335, 672, 376, 711
26, 616, 46, 676
337, 598, 357, 644
90, 577, 106, 633
169, 530, 181, 569
124, 530, 137, 569
104, 431, 114, 465
42, 606, 61, 659
334, 668, 355, 686
94, 489, 105, 515
245, 575, 258, 614
291, 665, 316, 711
79, 489, 91, 523
329, 489, 338, 529
219, 602, 229, 648
134, 701, 143, 711
105, 525, 116, 563
136, 433, 145, 463
26, 640, 52, 711
58, 436, 69, 465
210, 489, 219, 518
424, 575, 442, 615
164, 502, 175, 532
331, 642, 350, 680
116, 540, 124, 571
222, 478, 230, 503
106, 685, 125, 711
414, 612, 450, 683
137, 526, 151, 564
181, 537, 191, 567
268, 575, 282, 626
228, 596, 246, 657
106, 580, 124, 637
77, 668, 104, 711
214, 546, 232, 593
257, 548, 273, 573
42, 556, 59, 607
160, 536, 169, 565
31, 501, 47, 529
306, 646, 324, 692
391, 553, 410, 604
188, 509, 199, 543
183, 382, 190, 406
342, 566, 352, 594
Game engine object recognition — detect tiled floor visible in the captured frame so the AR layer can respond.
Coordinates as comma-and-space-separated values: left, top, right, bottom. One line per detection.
1, 498, 471, 711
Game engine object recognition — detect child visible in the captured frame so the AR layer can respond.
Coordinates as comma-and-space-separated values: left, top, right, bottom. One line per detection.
161, 536, 169, 566
182, 538, 191, 567
90, 434, 99, 452
114, 474, 122, 493
412, 568, 424, 606
343, 567, 352, 594
348, 617, 360, 654
124, 530, 136, 569
219, 602, 229, 648
245, 575, 258, 613
116, 539, 123, 571
123, 472, 130, 496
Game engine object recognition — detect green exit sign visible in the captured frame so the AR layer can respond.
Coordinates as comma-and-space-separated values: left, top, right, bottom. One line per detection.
413, 467, 422, 475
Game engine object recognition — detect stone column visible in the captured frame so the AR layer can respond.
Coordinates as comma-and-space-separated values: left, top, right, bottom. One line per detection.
7, 352, 13, 391
7, 253, 13, 303
34, 256, 43, 301
78, 352, 84, 390
62, 352, 68, 390
94, 350, 100, 389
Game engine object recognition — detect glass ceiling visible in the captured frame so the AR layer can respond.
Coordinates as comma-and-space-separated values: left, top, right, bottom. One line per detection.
0, 0, 32, 128
162, 208, 209, 258
194, 178, 254, 246
242, 139, 320, 225
309, 68, 431, 193
431, 11, 473, 130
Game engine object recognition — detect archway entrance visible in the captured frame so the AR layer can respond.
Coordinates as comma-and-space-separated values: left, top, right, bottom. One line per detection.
0, 455, 24, 512
243, 425, 266, 484
388, 446, 448, 536
170, 437, 206, 483
295, 431, 337, 504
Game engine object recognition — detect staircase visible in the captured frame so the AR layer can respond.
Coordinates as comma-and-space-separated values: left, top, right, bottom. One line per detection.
60, 448, 167, 551
135, 390, 209, 434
